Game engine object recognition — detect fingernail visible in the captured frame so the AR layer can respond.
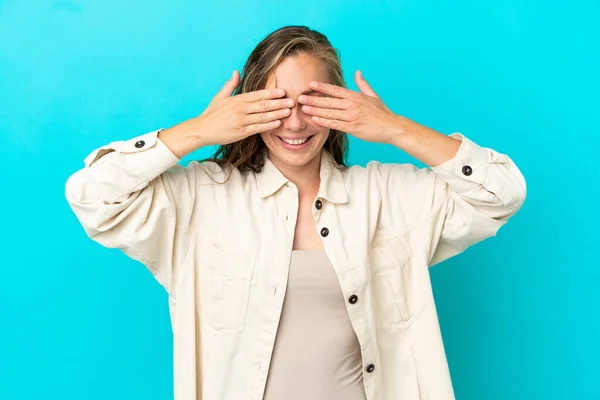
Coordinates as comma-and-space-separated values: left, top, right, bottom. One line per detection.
309, 82, 317, 88
298, 95, 306, 103
286, 99, 294, 106
277, 89, 285, 96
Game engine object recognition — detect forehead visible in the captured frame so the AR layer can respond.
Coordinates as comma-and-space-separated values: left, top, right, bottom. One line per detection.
265, 53, 330, 96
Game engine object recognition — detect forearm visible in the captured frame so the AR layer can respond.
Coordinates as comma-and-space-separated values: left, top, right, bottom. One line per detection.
389, 116, 461, 168
158, 116, 207, 159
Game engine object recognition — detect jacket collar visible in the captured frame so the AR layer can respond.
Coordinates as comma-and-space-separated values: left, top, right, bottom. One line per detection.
257, 151, 349, 204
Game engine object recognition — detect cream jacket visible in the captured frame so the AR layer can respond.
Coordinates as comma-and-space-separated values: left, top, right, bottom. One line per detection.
65, 128, 526, 400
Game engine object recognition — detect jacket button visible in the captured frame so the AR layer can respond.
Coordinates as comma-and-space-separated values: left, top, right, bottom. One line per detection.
348, 294, 358, 304
462, 165, 472, 176
134, 140, 145, 148
315, 199, 323, 210
320, 227, 329, 237
366, 364, 375, 373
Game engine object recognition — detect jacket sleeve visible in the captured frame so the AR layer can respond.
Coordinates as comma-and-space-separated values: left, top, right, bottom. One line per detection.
65, 129, 198, 292
380, 133, 527, 267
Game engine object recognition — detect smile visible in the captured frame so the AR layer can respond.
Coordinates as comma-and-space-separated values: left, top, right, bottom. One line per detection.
278, 135, 315, 146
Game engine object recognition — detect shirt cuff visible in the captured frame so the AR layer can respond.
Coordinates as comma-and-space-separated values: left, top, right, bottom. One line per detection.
430, 133, 490, 194
84, 128, 180, 182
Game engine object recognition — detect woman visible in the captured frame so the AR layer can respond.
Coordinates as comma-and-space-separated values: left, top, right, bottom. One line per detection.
66, 25, 526, 400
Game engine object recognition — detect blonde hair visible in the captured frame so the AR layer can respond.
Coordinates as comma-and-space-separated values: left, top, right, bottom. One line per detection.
201, 25, 349, 172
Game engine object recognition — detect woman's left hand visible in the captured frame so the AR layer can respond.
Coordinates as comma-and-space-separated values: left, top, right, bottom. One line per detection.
297, 70, 402, 144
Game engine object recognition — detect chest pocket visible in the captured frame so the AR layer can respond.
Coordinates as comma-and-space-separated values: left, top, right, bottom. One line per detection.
368, 235, 425, 330
198, 244, 256, 335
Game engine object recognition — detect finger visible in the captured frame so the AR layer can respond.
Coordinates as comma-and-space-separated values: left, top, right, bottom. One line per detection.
297, 94, 347, 109
242, 119, 282, 135
242, 88, 286, 103
301, 105, 352, 122
215, 70, 240, 99
308, 81, 352, 99
311, 116, 350, 132
246, 97, 295, 114
246, 108, 291, 125
355, 70, 379, 98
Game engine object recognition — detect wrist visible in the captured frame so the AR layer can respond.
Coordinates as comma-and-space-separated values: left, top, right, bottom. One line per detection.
189, 115, 209, 148
386, 115, 412, 147
159, 117, 208, 158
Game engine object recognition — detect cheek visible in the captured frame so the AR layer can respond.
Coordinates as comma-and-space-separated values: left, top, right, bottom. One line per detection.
305, 116, 327, 135
260, 130, 278, 142
315, 130, 330, 147
318, 126, 330, 137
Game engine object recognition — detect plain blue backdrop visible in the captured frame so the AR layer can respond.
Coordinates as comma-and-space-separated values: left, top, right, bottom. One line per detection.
1, 0, 598, 399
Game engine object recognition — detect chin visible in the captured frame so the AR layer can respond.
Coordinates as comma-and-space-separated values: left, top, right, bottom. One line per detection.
279, 153, 318, 168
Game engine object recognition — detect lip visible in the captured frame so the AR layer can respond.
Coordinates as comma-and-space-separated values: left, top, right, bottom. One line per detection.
277, 134, 315, 150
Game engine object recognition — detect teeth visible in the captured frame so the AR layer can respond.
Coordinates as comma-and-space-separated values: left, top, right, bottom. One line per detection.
282, 137, 309, 145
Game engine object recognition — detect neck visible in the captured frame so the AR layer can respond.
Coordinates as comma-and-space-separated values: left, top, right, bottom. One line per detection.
269, 152, 322, 198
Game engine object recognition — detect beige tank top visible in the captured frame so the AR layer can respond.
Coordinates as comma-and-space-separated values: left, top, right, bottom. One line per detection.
263, 250, 367, 400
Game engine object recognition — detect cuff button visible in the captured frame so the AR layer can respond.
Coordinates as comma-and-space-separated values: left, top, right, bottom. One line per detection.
461, 165, 472, 176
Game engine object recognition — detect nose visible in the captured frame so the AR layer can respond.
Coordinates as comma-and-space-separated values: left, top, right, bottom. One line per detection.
282, 104, 306, 132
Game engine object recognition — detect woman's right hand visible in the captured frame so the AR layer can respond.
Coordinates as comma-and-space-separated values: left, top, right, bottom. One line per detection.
196, 70, 294, 147
159, 70, 294, 158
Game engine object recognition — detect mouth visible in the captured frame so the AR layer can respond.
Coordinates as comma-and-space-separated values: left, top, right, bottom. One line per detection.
277, 135, 315, 148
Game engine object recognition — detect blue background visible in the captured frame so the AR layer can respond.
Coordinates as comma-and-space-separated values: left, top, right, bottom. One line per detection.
1, 0, 598, 399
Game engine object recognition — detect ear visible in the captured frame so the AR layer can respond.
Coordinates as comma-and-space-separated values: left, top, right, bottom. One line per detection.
355, 70, 379, 98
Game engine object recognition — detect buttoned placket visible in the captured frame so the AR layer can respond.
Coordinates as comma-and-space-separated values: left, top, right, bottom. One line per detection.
251, 182, 300, 399
313, 195, 380, 399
